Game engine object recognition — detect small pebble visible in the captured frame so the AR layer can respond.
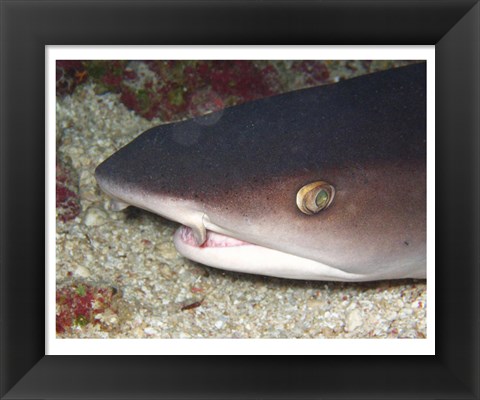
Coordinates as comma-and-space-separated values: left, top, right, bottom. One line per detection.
411, 300, 423, 309
345, 309, 363, 332
144, 327, 157, 335
83, 207, 107, 226
74, 265, 91, 277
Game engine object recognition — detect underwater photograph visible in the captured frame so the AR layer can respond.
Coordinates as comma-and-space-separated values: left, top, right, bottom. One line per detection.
55, 59, 427, 339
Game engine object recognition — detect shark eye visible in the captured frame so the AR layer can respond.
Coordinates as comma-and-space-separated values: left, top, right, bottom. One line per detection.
296, 181, 335, 215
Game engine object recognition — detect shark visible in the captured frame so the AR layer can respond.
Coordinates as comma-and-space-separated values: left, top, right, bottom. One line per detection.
95, 62, 426, 282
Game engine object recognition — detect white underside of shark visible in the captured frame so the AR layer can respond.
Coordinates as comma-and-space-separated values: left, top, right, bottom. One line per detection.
173, 225, 370, 281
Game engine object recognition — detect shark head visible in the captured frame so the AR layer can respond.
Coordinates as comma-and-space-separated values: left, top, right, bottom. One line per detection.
95, 63, 427, 281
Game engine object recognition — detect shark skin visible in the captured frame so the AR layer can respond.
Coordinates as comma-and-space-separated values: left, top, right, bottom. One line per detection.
95, 63, 427, 282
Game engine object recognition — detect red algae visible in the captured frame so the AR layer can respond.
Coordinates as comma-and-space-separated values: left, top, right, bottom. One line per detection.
57, 60, 339, 122
93, 61, 136, 92
291, 61, 331, 86
123, 60, 280, 121
56, 158, 80, 223
56, 282, 120, 334
56, 61, 88, 96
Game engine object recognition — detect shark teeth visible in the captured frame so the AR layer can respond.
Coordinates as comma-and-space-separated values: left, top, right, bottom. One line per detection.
188, 220, 207, 246
179, 226, 250, 248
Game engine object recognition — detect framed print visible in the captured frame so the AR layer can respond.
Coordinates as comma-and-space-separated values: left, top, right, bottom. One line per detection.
1, 1, 479, 399
49, 54, 432, 354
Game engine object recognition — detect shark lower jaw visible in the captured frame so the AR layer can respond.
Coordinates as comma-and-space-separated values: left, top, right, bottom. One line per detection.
173, 226, 368, 282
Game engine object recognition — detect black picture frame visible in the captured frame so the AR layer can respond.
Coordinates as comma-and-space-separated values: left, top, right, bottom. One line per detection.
1, 1, 479, 399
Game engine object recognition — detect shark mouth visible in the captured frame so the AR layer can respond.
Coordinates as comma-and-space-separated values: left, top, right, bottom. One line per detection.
177, 225, 251, 248
173, 225, 369, 282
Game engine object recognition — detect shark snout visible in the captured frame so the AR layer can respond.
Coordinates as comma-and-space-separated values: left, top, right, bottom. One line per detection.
96, 159, 209, 245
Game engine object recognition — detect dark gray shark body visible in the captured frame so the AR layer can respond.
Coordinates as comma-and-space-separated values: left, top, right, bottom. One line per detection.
96, 63, 426, 281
